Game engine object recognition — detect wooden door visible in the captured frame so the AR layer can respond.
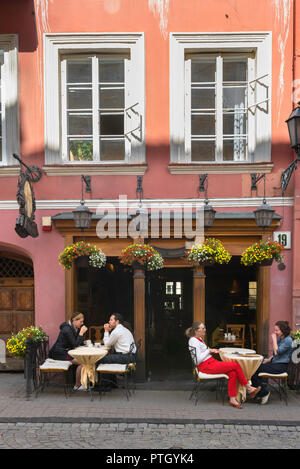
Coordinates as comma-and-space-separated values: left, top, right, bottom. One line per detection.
0, 280, 34, 370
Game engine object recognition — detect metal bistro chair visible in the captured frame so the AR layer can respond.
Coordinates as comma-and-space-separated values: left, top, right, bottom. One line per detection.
96, 342, 136, 400
39, 359, 74, 398
189, 346, 229, 405
258, 371, 289, 405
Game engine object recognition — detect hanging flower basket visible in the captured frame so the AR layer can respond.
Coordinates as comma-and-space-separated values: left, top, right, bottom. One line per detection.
120, 244, 164, 271
58, 241, 106, 271
6, 326, 47, 360
240, 240, 284, 267
185, 238, 232, 266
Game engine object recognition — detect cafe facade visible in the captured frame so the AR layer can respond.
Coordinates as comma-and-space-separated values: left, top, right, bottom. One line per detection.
0, 0, 299, 380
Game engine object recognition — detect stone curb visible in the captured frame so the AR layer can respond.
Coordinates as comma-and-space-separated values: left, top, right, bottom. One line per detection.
0, 417, 300, 427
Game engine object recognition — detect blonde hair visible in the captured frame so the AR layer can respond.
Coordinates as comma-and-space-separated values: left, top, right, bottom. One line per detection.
185, 322, 204, 339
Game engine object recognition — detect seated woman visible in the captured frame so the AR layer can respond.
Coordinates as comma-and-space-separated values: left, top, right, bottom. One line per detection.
186, 322, 260, 409
251, 321, 293, 404
49, 312, 88, 390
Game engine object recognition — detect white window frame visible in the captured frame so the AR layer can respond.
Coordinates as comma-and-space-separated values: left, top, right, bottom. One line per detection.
0, 35, 19, 167
170, 32, 272, 173
44, 33, 145, 172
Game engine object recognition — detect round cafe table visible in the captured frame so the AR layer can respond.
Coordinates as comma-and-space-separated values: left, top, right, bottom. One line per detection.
68, 345, 109, 389
220, 349, 263, 403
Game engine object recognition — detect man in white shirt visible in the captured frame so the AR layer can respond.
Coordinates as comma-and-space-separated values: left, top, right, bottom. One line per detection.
99, 313, 136, 364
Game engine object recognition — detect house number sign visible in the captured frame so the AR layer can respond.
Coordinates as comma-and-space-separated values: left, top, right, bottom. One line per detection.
273, 231, 291, 249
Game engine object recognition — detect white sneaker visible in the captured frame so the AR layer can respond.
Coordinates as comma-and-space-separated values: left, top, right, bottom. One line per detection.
73, 385, 87, 391
261, 392, 270, 405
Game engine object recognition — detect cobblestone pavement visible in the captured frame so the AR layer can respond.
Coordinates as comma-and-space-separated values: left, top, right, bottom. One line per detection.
0, 422, 299, 449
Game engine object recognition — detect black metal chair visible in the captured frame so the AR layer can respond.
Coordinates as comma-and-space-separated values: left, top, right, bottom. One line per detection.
96, 341, 137, 400
258, 371, 289, 405
189, 345, 229, 405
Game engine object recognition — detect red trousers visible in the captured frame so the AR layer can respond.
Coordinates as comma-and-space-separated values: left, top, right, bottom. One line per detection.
198, 357, 248, 397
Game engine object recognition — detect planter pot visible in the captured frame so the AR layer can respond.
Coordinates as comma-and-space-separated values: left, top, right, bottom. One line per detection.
75, 255, 90, 268
132, 260, 147, 270
198, 260, 215, 267
259, 257, 274, 267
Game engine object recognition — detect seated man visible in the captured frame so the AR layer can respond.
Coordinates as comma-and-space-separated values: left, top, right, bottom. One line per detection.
96, 313, 136, 390
100, 313, 136, 364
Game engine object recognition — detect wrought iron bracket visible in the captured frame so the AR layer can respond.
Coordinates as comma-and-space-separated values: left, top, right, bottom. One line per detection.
281, 156, 300, 195
13, 153, 43, 182
198, 174, 208, 192
136, 175, 143, 203
251, 173, 265, 191
82, 175, 92, 193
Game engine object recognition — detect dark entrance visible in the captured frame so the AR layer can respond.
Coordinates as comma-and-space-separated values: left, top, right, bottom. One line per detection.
205, 257, 257, 348
146, 268, 193, 380
76, 257, 134, 334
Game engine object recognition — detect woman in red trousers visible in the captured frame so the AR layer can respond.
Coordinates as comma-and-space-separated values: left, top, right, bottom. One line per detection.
186, 322, 260, 408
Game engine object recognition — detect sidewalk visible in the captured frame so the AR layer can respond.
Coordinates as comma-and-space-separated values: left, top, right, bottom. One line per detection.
0, 372, 299, 426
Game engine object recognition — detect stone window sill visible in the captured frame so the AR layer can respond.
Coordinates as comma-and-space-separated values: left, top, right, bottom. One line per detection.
168, 162, 274, 175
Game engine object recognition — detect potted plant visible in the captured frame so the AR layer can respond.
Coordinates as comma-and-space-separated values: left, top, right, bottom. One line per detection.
120, 243, 164, 271
6, 326, 47, 360
58, 241, 106, 270
240, 240, 284, 267
186, 238, 232, 266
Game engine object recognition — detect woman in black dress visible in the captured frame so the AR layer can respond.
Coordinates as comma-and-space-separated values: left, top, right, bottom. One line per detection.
49, 312, 88, 390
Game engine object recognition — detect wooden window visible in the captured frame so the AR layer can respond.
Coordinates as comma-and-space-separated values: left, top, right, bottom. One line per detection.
0, 36, 19, 168
185, 54, 250, 162
170, 32, 272, 173
44, 34, 145, 172
62, 56, 130, 163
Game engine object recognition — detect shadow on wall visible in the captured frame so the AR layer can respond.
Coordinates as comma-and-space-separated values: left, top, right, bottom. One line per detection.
0, 0, 38, 52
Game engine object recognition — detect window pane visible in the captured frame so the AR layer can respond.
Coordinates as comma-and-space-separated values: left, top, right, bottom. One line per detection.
192, 88, 215, 109
100, 114, 124, 135
68, 114, 93, 136
223, 87, 246, 110
166, 282, 173, 294
223, 113, 246, 135
100, 139, 125, 160
67, 60, 92, 83
68, 139, 93, 161
191, 60, 216, 83
191, 114, 215, 135
223, 139, 246, 161
67, 87, 92, 110
223, 60, 247, 82
99, 87, 124, 109
99, 59, 124, 83
191, 140, 215, 161
0, 138, 2, 162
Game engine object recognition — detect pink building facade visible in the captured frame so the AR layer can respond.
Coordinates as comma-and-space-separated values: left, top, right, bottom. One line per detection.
0, 0, 299, 378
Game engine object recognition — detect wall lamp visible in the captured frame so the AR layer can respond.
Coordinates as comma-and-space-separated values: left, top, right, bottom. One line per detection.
281, 101, 300, 195
73, 175, 92, 230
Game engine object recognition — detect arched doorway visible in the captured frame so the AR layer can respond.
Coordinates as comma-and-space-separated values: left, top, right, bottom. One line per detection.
0, 254, 34, 370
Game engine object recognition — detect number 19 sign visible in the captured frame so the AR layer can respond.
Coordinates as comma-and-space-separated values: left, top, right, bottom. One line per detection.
273, 231, 291, 249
